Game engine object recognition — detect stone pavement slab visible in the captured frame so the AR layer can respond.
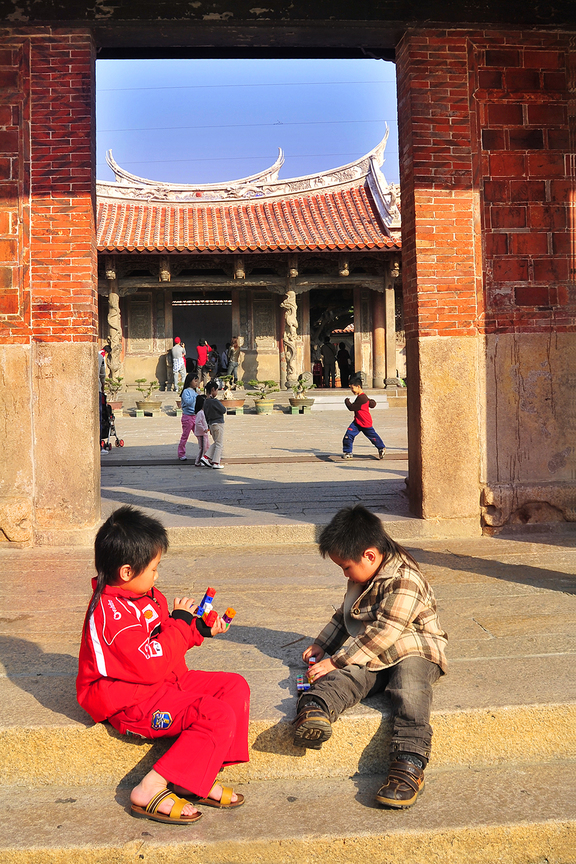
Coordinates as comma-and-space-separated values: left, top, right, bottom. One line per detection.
0, 535, 574, 786
0, 763, 574, 864
98, 406, 483, 541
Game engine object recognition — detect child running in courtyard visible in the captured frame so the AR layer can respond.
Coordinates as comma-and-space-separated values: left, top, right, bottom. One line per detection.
177, 372, 199, 461
76, 506, 249, 825
342, 374, 386, 460
292, 504, 447, 809
193, 394, 210, 467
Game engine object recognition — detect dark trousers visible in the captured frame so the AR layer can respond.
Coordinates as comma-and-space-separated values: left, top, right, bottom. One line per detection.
298, 656, 441, 763
343, 420, 385, 453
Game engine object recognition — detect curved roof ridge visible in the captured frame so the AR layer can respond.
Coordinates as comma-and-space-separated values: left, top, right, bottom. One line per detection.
104, 147, 285, 191
97, 130, 391, 205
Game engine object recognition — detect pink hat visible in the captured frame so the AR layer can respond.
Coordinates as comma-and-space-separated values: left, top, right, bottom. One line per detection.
174, 337, 181, 343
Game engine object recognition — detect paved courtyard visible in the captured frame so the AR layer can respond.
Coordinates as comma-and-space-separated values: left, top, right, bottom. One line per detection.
100, 400, 411, 532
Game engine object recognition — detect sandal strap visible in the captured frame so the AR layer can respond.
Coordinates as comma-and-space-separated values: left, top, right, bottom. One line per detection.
219, 786, 233, 806
146, 788, 187, 820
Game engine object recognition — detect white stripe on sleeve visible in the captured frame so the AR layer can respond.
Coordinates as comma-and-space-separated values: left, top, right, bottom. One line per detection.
89, 610, 108, 677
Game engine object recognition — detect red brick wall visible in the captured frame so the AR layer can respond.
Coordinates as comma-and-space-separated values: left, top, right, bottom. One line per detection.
396, 29, 575, 339
474, 37, 575, 332
0, 30, 96, 346
396, 33, 483, 340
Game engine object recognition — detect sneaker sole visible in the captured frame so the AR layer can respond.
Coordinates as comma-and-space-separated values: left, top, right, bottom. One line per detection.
293, 719, 332, 748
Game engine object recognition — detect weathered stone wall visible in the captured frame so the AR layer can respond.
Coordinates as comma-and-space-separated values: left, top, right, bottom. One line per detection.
0, 30, 98, 544
398, 29, 575, 529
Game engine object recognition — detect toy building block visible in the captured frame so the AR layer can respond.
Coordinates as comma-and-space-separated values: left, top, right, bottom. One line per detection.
296, 674, 310, 692
222, 608, 236, 625
202, 609, 218, 627
196, 587, 216, 618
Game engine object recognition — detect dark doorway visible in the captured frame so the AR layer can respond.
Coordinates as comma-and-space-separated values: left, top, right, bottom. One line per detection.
172, 293, 232, 370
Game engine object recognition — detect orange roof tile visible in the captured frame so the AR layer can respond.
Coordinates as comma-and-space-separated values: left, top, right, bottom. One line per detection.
96, 184, 400, 254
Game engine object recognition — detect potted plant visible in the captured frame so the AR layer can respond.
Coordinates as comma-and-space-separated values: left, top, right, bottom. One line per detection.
135, 378, 162, 412
103, 376, 124, 411
289, 372, 316, 409
247, 379, 280, 414
219, 376, 245, 409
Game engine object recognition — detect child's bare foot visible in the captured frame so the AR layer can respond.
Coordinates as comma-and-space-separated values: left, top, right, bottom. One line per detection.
132, 769, 200, 819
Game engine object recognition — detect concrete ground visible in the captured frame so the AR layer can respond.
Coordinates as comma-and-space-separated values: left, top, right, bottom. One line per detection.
0, 395, 575, 861
100, 395, 424, 543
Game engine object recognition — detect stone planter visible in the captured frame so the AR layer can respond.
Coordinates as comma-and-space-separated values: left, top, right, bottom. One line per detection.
136, 400, 162, 412
255, 399, 274, 414
108, 400, 123, 411
289, 397, 315, 409
221, 398, 245, 410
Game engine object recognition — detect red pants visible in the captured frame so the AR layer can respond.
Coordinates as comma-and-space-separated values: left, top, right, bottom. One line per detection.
108, 670, 250, 797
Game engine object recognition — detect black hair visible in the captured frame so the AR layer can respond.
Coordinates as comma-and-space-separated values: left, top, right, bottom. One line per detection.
183, 371, 199, 390
339, 342, 345, 350
195, 394, 205, 412
349, 374, 363, 387
206, 379, 219, 394
324, 336, 331, 343
318, 504, 419, 569
87, 506, 168, 623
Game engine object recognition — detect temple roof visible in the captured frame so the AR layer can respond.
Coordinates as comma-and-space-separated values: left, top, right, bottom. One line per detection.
96, 134, 401, 254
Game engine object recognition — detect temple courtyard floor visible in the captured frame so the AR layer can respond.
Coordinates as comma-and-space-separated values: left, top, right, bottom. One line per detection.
0, 395, 574, 861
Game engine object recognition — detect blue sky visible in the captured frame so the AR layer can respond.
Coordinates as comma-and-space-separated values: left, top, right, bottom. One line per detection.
96, 58, 399, 186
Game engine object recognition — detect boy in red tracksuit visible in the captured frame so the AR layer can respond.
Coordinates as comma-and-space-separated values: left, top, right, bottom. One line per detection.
76, 505, 249, 825
342, 375, 386, 460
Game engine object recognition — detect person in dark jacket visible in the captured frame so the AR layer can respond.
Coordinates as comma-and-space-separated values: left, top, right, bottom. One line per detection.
200, 379, 227, 469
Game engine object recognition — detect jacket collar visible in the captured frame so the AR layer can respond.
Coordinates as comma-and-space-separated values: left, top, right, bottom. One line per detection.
92, 577, 155, 603
353, 554, 402, 603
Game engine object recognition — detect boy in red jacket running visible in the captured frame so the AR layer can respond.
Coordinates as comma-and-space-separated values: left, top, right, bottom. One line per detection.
342, 375, 386, 460
77, 506, 249, 825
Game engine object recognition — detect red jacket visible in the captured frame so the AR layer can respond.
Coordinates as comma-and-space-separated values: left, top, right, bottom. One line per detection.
345, 392, 376, 428
76, 580, 204, 723
196, 344, 212, 366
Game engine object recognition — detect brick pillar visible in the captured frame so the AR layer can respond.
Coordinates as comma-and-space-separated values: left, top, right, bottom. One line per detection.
0, 30, 98, 543
397, 31, 483, 526
397, 29, 575, 530
474, 35, 576, 529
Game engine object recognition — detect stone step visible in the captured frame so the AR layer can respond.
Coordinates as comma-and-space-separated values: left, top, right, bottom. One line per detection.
2, 762, 574, 864
1, 539, 575, 788
1, 658, 574, 788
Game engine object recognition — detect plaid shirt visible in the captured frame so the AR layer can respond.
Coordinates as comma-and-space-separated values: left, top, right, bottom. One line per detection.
315, 555, 448, 673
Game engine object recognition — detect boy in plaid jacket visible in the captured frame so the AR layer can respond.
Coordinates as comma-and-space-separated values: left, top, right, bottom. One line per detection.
292, 505, 447, 809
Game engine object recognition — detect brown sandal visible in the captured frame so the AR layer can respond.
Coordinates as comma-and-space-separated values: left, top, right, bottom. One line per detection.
131, 788, 203, 824
375, 759, 425, 809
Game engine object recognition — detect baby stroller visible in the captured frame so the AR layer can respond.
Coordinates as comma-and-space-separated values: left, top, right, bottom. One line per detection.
100, 392, 124, 451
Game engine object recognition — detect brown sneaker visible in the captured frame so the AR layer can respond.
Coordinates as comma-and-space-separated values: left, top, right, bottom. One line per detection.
292, 705, 332, 749
375, 759, 425, 809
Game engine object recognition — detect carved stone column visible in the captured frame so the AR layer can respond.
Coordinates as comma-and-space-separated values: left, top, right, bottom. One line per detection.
104, 258, 122, 378
280, 287, 298, 388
